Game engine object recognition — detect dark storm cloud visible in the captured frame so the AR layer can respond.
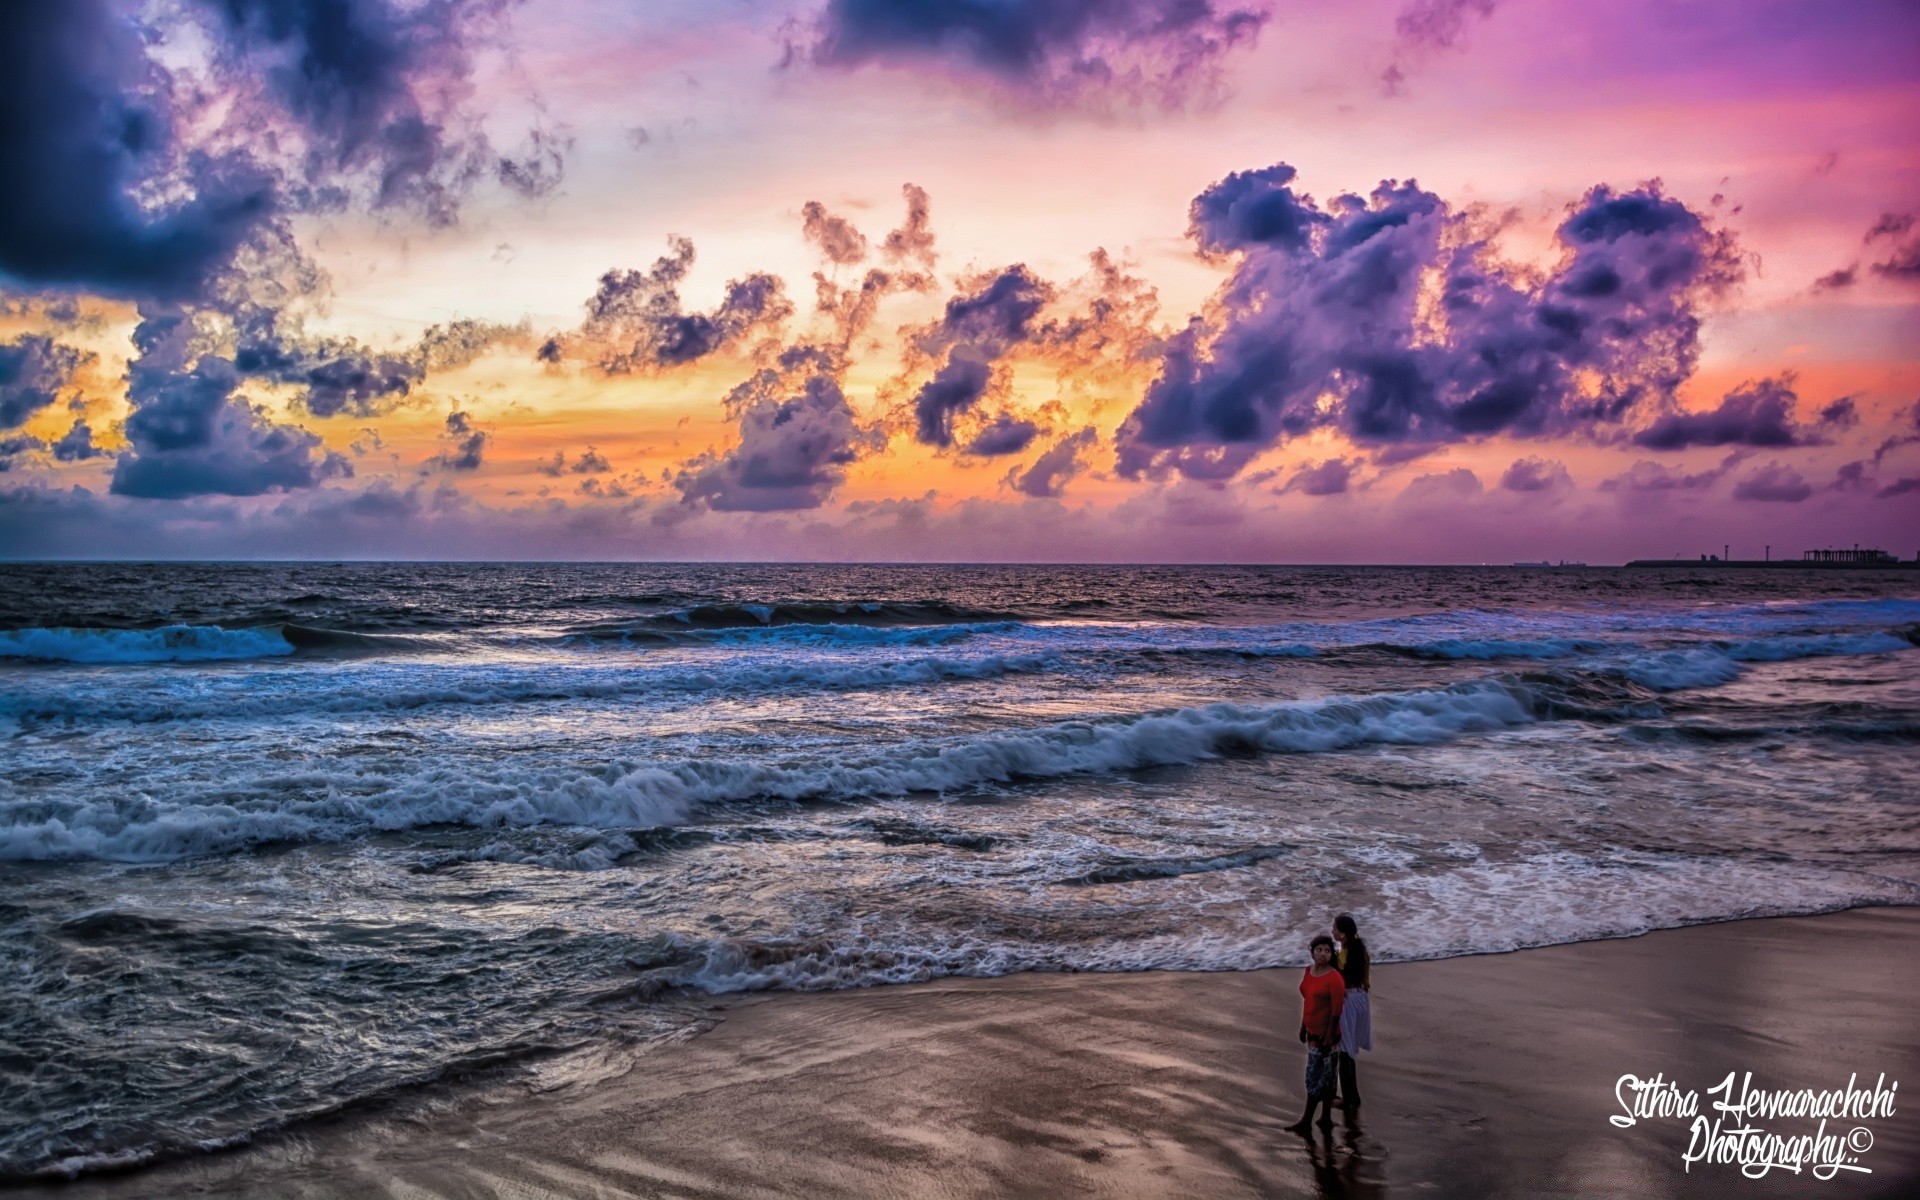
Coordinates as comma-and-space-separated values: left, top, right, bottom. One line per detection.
802, 201, 870, 265
675, 345, 883, 512
1008, 426, 1097, 498
0, 0, 534, 302
1877, 477, 1920, 498
962, 414, 1041, 457
801, 0, 1270, 109
2, 0, 547, 502
0, 336, 90, 430
1631, 377, 1844, 451
110, 309, 352, 498
910, 266, 1053, 447
566, 237, 793, 374
1732, 462, 1813, 503
0, 435, 44, 472
52, 419, 106, 462
1115, 164, 1742, 482
0, 1, 274, 299
1812, 266, 1856, 291
1498, 456, 1571, 493
199, 0, 534, 225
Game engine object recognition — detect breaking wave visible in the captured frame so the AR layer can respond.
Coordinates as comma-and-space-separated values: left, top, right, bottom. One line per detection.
2, 676, 1546, 863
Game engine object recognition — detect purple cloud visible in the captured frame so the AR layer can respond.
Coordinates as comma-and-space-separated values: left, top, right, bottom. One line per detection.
1499, 456, 1572, 492
565, 237, 792, 374
0, 336, 89, 430
1732, 462, 1813, 502
1116, 165, 1741, 481
676, 346, 882, 511
909, 266, 1052, 447
801, 0, 1271, 110
1008, 426, 1098, 498
1280, 458, 1354, 496
964, 415, 1042, 457
110, 311, 351, 499
1631, 376, 1841, 450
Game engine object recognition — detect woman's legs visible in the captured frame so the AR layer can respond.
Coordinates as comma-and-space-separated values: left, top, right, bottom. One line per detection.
1286, 1045, 1339, 1132
1337, 1051, 1361, 1109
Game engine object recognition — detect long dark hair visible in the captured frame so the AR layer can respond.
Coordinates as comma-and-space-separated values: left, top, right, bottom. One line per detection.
1334, 913, 1370, 989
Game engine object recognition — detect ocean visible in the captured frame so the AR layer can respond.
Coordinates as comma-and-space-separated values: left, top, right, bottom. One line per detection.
2, 562, 1916, 1179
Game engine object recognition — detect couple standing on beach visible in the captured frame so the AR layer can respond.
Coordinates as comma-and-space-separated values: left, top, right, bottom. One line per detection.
1286, 913, 1372, 1134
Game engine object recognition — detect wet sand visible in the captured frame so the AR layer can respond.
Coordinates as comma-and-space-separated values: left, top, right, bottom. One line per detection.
32, 907, 1920, 1198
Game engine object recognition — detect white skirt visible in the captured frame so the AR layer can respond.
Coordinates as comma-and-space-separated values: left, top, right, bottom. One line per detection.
1339, 989, 1372, 1056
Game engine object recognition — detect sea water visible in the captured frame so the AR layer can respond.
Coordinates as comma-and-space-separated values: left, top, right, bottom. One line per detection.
2, 562, 1916, 1178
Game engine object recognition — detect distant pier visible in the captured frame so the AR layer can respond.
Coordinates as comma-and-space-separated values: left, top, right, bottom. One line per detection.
1625, 546, 1920, 569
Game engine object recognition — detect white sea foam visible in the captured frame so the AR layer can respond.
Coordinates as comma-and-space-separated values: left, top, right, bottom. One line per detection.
658, 850, 1919, 996
0, 678, 1541, 863
0, 625, 295, 664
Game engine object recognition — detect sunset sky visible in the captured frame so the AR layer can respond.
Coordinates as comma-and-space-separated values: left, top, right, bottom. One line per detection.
2, 0, 1916, 561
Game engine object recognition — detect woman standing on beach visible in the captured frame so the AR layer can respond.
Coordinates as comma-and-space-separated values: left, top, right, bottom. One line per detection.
1331, 913, 1372, 1110
1285, 935, 1346, 1133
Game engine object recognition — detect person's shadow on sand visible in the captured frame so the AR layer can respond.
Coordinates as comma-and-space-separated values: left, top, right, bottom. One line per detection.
1296, 1109, 1388, 1200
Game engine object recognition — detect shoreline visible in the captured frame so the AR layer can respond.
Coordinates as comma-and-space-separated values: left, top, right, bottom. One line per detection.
25, 904, 1920, 1198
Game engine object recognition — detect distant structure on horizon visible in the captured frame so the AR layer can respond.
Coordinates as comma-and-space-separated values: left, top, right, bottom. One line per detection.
1625, 544, 1919, 570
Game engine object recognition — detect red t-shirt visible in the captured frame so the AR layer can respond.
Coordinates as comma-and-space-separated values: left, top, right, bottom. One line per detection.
1299, 967, 1346, 1041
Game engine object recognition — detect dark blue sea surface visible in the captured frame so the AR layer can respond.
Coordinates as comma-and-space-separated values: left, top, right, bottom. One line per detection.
2, 562, 1917, 1178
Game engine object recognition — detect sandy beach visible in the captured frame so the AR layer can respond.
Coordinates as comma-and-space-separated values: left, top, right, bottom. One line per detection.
28, 905, 1917, 1199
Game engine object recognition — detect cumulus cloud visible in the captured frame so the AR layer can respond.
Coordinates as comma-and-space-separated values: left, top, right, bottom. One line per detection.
110, 309, 352, 498
1499, 456, 1571, 492
1006, 427, 1097, 497
882, 184, 938, 269
1397, 466, 1482, 506
0, 335, 90, 430
799, 0, 1271, 110
539, 446, 612, 476
1279, 457, 1354, 496
560, 237, 792, 374
802, 200, 870, 265
1116, 164, 1742, 482
237, 314, 529, 419
1732, 462, 1813, 503
908, 266, 1054, 447
807, 185, 942, 350
52, 419, 106, 463
1631, 376, 1844, 451
0, 434, 44, 472
1600, 451, 1746, 494
675, 345, 883, 511
434, 410, 488, 471
963, 414, 1042, 457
